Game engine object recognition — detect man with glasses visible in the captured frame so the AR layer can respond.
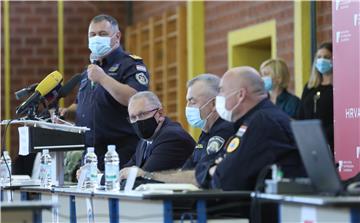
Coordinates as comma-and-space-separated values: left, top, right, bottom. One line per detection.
121, 91, 195, 173
61, 14, 150, 171
195, 66, 306, 190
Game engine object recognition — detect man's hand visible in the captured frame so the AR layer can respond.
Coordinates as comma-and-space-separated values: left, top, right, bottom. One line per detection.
119, 166, 144, 180
209, 157, 224, 177
87, 64, 107, 84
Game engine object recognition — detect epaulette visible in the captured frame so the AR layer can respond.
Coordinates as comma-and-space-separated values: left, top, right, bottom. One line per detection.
129, 54, 143, 60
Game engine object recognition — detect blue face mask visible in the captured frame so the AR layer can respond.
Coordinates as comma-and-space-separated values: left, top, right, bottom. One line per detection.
262, 76, 273, 92
88, 36, 112, 58
316, 58, 333, 75
185, 98, 213, 129
185, 107, 206, 129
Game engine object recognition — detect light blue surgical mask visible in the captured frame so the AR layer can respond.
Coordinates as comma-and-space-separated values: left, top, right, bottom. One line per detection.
88, 35, 112, 58
185, 107, 206, 129
316, 58, 333, 75
262, 76, 273, 92
185, 98, 213, 129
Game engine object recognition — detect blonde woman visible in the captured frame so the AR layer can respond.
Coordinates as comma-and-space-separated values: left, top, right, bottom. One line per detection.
260, 58, 300, 118
298, 42, 334, 151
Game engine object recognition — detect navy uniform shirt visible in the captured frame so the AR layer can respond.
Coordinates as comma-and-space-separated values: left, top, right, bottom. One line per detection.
76, 47, 149, 169
195, 98, 306, 190
182, 118, 235, 170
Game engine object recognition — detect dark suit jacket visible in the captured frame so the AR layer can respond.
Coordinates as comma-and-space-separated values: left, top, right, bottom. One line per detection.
124, 117, 195, 172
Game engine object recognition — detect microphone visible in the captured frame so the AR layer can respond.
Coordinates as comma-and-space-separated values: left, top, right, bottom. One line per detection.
57, 73, 82, 99
15, 83, 39, 100
16, 71, 63, 115
91, 59, 100, 89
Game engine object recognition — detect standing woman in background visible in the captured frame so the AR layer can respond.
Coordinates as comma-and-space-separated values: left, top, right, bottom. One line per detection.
260, 58, 300, 118
298, 42, 334, 151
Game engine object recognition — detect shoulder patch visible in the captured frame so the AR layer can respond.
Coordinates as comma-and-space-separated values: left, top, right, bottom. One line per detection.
226, 137, 240, 153
136, 65, 147, 72
235, 125, 248, 137
129, 54, 143, 60
206, 136, 225, 155
135, 72, 149, 85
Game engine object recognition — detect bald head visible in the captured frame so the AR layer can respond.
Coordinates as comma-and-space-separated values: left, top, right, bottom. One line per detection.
217, 66, 267, 122
222, 66, 265, 95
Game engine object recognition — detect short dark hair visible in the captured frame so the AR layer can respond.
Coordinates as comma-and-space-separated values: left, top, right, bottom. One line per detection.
91, 14, 120, 32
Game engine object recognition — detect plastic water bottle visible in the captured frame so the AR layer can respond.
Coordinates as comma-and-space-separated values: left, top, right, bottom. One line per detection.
39, 149, 52, 188
104, 145, 120, 191
84, 147, 98, 189
0, 151, 12, 186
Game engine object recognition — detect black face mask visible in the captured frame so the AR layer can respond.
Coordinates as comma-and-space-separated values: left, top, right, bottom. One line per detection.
131, 116, 159, 139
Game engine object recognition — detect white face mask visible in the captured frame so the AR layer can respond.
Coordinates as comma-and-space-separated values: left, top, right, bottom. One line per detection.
88, 35, 112, 58
216, 96, 232, 122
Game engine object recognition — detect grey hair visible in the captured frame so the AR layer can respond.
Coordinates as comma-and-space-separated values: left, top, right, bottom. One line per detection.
187, 73, 220, 97
129, 91, 162, 108
91, 14, 120, 32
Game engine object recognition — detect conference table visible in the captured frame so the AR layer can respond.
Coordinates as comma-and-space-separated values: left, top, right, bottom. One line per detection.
2, 185, 252, 223
254, 192, 360, 223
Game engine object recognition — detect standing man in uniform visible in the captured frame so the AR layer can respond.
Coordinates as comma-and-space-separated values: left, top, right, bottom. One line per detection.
61, 14, 150, 170
196, 67, 305, 190
119, 74, 235, 185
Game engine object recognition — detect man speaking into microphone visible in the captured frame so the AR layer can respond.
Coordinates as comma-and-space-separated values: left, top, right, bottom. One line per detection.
61, 14, 150, 171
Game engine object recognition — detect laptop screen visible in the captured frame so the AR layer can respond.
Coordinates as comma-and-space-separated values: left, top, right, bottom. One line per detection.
290, 120, 343, 195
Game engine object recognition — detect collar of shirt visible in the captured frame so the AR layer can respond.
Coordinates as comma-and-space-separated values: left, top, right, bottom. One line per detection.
100, 46, 125, 67
234, 98, 270, 130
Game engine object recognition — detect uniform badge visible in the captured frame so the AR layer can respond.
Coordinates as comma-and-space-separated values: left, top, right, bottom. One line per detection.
135, 72, 149, 85
226, 137, 240, 153
195, 144, 203, 149
136, 65, 147, 72
206, 136, 225, 154
108, 64, 120, 72
129, 54, 143, 60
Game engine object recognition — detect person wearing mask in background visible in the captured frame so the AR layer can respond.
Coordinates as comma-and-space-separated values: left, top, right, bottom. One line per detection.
260, 59, 300, 118
119, 74, 235, 185
195, 66, 306, 190
61, 14, 150, 171
297, 42, 334, 151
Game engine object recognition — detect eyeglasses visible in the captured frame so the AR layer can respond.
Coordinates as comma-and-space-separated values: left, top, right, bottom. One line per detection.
128, 108, 159, 123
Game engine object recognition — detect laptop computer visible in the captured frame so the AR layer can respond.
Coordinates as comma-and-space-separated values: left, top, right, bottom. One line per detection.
290, 120, 344, 195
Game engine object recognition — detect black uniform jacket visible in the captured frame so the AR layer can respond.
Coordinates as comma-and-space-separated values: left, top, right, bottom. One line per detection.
196, 98, 306, 190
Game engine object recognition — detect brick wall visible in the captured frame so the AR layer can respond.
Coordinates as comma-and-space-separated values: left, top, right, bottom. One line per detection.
205, 1, 295, 87
1, 1, 126, 158
317, 1, 332, 46
131, 1, 185, 24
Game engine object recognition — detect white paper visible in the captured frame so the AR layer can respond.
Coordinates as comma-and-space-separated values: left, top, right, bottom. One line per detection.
77, 166, 88, 190
18, 126, 30, 155
52, 194, 59, 223
86, 198, 94, 223
300, 206, 317, 223
124, 167, 138, 192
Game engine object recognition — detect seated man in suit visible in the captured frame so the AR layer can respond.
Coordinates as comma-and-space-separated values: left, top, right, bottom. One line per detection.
121, 91, 195, 172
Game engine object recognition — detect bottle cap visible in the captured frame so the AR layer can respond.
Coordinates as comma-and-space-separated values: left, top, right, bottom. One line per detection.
87, 147, 95, 153
43, 149, 49, 154
107, 145, 116, 152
